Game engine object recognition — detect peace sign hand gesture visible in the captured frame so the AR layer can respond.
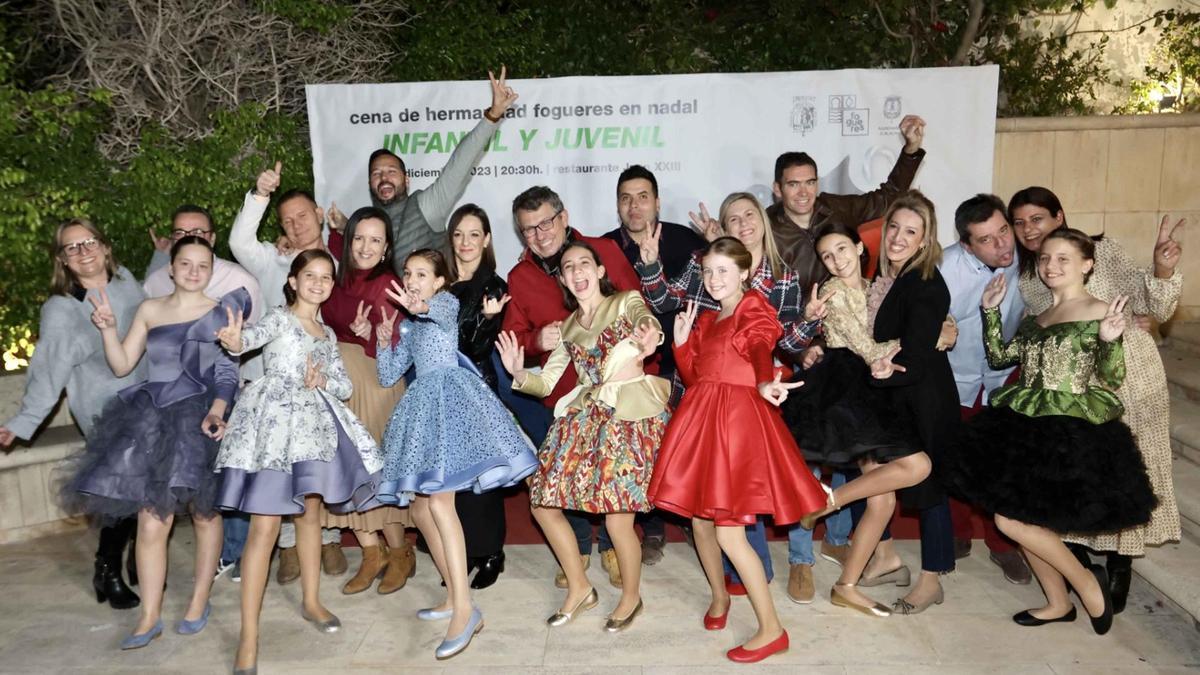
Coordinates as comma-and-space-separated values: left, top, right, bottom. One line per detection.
870, 344, 907, 380
487, 66, 519, 120
803, 284, 835, 321
375, 305, 397, 347
482, 293, 512, 319
674, 300, 700, 346
1153, 215, 1185, 277
757, 371, 804, 406
1099, 295, 1129, 343
639, 222, 662, 265
631, 318, 662, 359
349, 301, 373, 339
688, 202, 722, 242
255, 161, 282, 198
149, 227, 171, 253
215, 306, 245, 353
88, 289, 117, 331
326, 202, 348, 232
303, 354, 327, 390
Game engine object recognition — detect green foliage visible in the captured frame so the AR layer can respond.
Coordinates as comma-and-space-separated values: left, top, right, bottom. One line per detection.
254, 0, 356, 33
1115, 8, 1200, 113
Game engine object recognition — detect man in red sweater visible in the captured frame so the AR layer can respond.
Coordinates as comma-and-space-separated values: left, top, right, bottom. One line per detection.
499, 185, 642, 588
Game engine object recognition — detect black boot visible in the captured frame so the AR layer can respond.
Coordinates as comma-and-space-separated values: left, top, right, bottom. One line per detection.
1066, 542, 1092, 568
1107, 553, 1132, 615
93, 556, 140, 609
125, 531, 138, 587
470, 551, 506, 590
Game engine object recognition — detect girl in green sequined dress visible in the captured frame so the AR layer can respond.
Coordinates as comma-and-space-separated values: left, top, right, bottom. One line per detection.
946, 228, 1155, 635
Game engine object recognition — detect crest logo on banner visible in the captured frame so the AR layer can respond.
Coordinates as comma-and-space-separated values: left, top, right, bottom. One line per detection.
828, 94, 854, 123
791, 96, 816, 135
884, 95, 902, 120
842, 107, 869, 136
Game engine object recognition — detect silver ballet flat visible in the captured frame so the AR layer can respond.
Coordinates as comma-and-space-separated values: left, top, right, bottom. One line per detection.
300, 609, 341, 633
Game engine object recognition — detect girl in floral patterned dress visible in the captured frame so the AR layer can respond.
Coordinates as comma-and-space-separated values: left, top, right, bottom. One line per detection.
213, 250, 384, 674
497, 240, 670, 633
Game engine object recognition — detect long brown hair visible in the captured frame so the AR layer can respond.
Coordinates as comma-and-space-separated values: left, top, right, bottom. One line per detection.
717, 192, 785, 280
283, 249, 337, 306
446, 204, 497, 279
50, 218, 119, 296
558, 240, 617, 311
878, 190, 942, 281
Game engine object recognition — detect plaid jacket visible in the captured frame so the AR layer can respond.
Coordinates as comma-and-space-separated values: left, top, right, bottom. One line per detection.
636, 252, 821, 355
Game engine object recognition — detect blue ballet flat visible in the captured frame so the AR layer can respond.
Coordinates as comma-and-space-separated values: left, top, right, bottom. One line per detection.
176, 602, 211, 635
435, 608, 483, 660
416, 607, 454, 621
120, 620, 163, 650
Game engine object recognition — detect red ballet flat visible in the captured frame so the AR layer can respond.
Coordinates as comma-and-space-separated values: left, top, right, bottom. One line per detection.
703, 607, 728, 630
723, 575, 748, 597
726, 630, 789, 663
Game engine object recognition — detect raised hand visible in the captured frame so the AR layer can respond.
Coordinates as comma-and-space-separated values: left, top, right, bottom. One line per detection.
803, 284, 835, 321
201, 413, 226, 441
274, 235, 294, 256
870, 344, 907, 380
1153, 214, 1185, 277
688, 202, 722, 242
757, 371, 804, 406
215, 306, 245, 352
482, 293, 512, 319
385, 279, 429, 315
255, 160, 282, 198
88, 289, 116, 331
349, 300, 372, 339
496, 330, 525, 376
899, 115, 926, 153
326, 202, 348, 232
935, 315, 958, 351
487, 65, 519, 119
1099, 295, 1129, 342
631, 319, 662, 359
980, 273, 1007, 309
304, 354, 327, 390
149, 227, 171, 253
375, 305, 397, 346
537, 321, 562, 352
673, 300, 699, 346
639, 222, 662, 265
1132, 314, 1152, 333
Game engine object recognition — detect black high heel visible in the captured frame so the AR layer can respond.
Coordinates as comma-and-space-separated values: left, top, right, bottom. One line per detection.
93, 557, 140, 610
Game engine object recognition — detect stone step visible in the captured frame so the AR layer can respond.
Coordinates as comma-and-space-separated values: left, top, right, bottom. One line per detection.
1161, 346, 1200, 402
1171, 453, 1200, 543
1171, 397, 1200, 467
1133, 536, 1200, 625
1164, 320, 1200, 357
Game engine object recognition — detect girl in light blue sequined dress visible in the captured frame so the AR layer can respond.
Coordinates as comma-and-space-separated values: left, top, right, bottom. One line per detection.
376, 248, 537, 659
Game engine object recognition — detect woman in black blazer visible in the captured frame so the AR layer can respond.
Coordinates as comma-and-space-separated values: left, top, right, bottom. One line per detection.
863, 191, 959, 614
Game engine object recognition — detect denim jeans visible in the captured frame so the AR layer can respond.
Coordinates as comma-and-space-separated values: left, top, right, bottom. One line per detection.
787, 468, 850, 565
852, 495, 955, 573
723, 519, 774, 584
221, 511, 251, 562
567, 512, 612, 554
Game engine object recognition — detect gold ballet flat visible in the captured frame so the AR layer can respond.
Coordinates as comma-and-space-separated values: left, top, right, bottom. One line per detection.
799, 482, 837, 530
547, 587, 599, 627
603, 598, 644, 633
831, 583, 891, 617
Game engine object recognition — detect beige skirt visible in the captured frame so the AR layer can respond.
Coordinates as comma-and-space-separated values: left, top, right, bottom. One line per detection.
320, 342, 412, 530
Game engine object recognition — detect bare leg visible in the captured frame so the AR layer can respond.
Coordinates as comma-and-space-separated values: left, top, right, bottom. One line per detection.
994, 515, 1104, 617
605, 512, 641, 617
864, 537, 903, 579
1020, 546, 1074, 619
428, 492, 473, 637
133, 509, 174, 634
411, 496, 450, 611
692, 518, 730, 619
235, 514, 280, 671
531, 505, 591, 611
184, 510, 222, 621
381, 521, 407, 549
836, 488, 896, 607
832, 453, 930, 507
353, 528, 380, 548
715, 524, 783, 649
295, 495, 332, 621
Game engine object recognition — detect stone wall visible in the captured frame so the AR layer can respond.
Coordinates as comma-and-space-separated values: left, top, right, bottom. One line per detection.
993, 113, 1200, 321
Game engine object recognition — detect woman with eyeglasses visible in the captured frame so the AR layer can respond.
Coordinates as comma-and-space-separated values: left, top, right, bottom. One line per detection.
0, 220, 148, 612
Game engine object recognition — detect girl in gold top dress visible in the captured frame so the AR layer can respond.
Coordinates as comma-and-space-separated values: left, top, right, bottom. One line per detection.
1009, 186, 1182, 614
947, 228, 1155, 635
498, 240, 670, 633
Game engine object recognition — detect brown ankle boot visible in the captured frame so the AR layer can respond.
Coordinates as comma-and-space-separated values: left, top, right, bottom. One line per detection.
341, 545, 387, 595
377, 542, 416, 594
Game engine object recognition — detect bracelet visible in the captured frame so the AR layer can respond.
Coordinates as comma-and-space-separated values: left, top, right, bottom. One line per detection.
483, 108, 502, 123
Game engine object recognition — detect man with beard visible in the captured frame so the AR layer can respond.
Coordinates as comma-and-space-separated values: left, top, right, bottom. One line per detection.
940, 193, 1032, 585
366, 68, 519, 263
602, 165, 703, 567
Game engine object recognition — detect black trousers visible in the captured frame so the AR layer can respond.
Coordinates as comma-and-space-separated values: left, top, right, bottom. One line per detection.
456, 489, 506, 559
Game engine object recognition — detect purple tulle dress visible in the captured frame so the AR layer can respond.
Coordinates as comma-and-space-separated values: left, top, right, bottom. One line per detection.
63, 289, 248, 522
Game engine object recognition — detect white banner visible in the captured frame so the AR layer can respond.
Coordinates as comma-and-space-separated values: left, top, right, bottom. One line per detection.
306, 66, 998, 272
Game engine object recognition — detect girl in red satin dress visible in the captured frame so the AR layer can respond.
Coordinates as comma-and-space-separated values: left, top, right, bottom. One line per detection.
648, 237, 826, 664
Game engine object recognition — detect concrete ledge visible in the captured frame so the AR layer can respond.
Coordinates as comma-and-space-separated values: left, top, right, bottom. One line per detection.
0, 428, 86, 545
1162, 347, 1200, 402
997, 113, 1200, 132
1134, 538, 1200, 626
1171, 397, 1200, 467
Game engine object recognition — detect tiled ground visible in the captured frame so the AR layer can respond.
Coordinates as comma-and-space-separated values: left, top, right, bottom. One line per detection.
2, 524, 1198, 674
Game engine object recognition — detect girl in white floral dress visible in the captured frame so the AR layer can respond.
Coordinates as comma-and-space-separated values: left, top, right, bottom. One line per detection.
214, 249, 384, 674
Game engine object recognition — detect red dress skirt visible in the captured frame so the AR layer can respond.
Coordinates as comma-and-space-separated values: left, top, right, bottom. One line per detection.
648, 291, 827, 526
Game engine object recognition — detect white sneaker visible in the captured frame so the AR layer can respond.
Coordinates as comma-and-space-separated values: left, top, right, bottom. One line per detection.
214, 558, 236, 581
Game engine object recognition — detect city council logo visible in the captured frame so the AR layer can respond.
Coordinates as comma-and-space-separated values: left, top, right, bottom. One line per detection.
791, 96, 816, 135
883, 95, 902, 120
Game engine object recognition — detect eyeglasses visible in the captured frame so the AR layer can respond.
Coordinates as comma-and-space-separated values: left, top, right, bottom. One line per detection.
520, 209, 562, 239
172, 228, 213, 239
60, 238, 101, 257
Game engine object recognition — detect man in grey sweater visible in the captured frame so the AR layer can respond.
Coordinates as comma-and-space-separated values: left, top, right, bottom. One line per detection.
366, 68, 518, 265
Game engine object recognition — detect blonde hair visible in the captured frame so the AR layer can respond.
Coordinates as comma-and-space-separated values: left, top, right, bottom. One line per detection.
878, 190, 942, 281
718, 192, 785, 279
50, 218, 118, 296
